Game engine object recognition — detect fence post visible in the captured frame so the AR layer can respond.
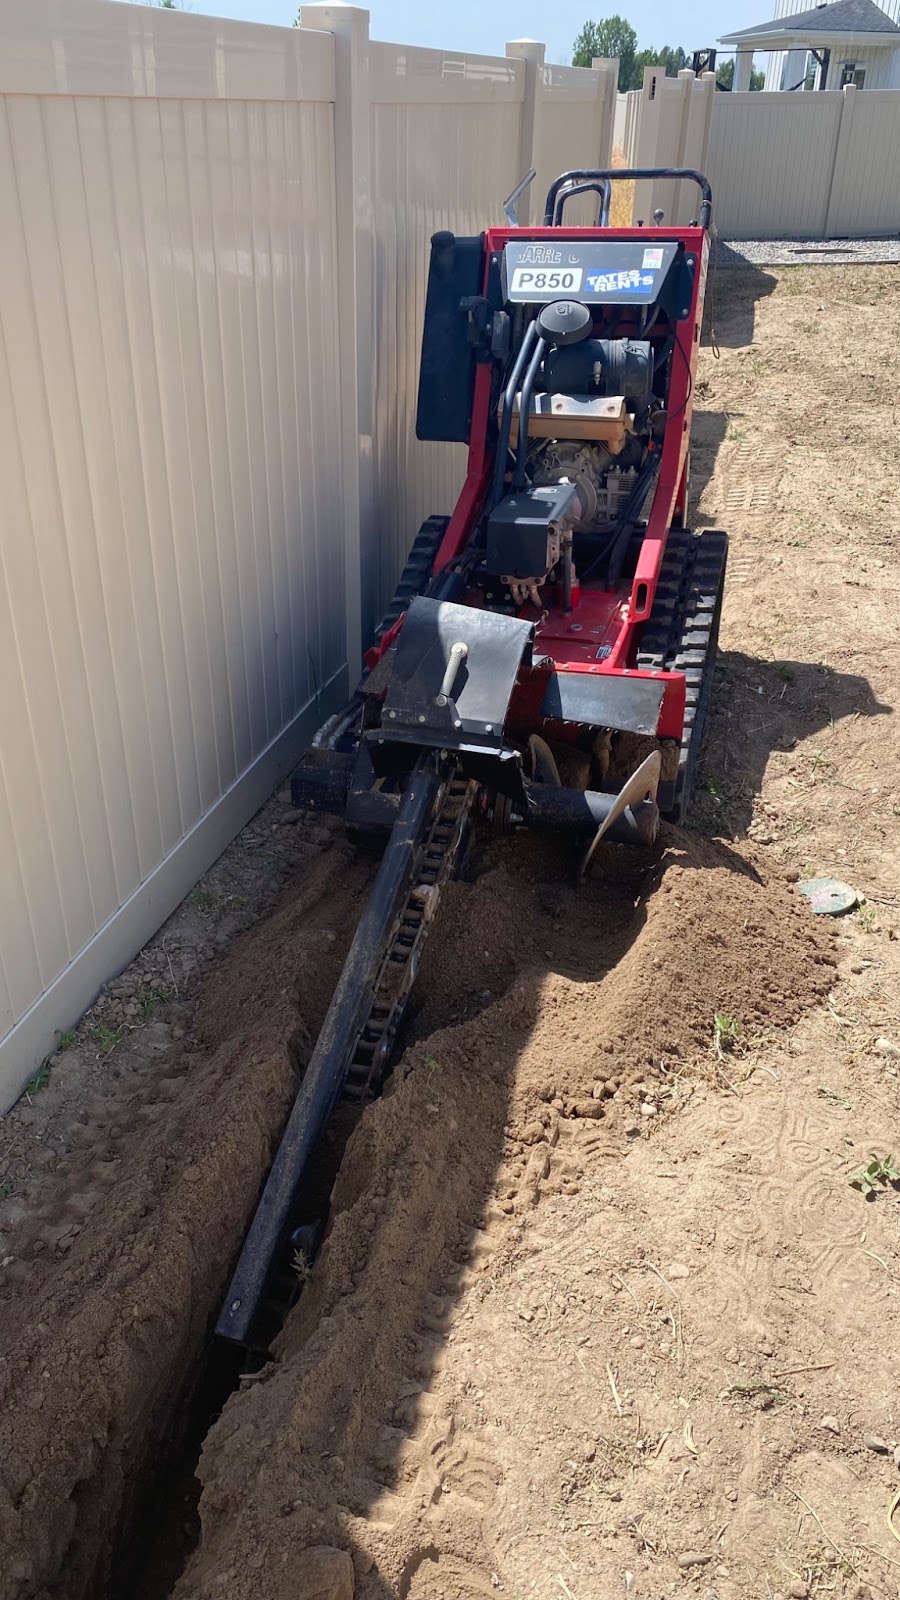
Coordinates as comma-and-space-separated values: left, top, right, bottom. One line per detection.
506, 39, 545, 223
823, 83, 856, 238
678, 70, 716, 224
300, 2, 373, 674
634, 66, 684, 223
591, 56, 619, 169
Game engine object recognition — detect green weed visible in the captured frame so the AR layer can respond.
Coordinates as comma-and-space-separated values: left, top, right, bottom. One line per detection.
808, 750, 832, 773
56, 1028, 78, 1051
422, 1053, 442, 1086
91, 1024, 124, 1056
27, 1060, 52, 1094
714, 1013, 741, 1059
850, 1154, 900, 1197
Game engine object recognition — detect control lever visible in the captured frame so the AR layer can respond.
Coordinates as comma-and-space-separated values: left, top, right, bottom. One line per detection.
502, 168, 536, 226
436, 641, 468, 708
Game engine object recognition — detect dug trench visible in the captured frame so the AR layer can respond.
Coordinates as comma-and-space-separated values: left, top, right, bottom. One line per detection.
0, 804, 833, 1599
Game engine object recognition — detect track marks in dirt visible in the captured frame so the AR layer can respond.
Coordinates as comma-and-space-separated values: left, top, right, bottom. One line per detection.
720, 437, 784, 527
400, 1549, 498, 1600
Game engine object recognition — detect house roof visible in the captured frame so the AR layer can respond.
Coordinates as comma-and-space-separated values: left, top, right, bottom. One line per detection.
720, 0, 900, 42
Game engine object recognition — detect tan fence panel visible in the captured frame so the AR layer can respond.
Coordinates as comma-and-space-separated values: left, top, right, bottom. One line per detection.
705, 90, 845, 238
825, 87, 900, 236
368, 42, 524, 615
614, 91, 641, 163
533, 60, 617, 226
0, 1, 346, 1107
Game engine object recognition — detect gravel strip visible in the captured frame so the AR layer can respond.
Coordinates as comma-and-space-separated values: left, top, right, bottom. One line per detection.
716, 235, 900, 267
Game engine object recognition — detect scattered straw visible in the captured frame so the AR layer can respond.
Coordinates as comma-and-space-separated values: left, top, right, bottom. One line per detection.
606, 1361, 623, 1417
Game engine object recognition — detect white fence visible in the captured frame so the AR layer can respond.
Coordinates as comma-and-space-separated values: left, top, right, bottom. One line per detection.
0, 0, 614, 1109
705, 84, 900, 239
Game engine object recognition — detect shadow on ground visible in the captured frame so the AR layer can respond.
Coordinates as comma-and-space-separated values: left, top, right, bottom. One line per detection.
705, 258, 777, 348
695, 647, 891, 838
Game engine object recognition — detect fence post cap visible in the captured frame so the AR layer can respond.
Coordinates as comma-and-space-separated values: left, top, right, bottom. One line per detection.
506, 39, 546, 60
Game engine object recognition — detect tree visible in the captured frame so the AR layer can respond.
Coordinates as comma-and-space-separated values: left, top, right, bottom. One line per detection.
656, 46, 690, 75
572, 17, 637, 93
716, 57, 765, 90
631, 43, 689, 85
573, 23, 696, 91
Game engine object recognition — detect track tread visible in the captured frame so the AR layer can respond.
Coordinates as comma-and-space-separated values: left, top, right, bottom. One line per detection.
637, 528, 728, 823
373, 515, 449, 645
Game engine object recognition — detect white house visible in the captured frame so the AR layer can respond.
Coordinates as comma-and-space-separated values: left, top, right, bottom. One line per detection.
719, 0, 900, 90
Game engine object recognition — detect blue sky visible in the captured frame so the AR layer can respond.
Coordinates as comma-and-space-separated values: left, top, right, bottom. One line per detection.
124, 0, 767, 61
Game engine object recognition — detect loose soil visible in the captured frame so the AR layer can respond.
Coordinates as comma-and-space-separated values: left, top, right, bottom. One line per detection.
2, 262, 900, 1600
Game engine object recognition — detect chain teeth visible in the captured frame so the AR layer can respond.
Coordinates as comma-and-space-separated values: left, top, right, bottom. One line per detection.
341, 772, 475, 1102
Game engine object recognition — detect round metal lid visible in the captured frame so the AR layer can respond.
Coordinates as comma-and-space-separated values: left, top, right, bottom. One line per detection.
799, 877, 859, 916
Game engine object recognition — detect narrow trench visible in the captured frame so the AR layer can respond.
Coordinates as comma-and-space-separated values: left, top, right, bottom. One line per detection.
103, 1100, 366, 1600
95, 844, 496, 1600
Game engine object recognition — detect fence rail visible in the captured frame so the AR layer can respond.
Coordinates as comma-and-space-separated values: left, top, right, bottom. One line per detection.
0, 0, 615, 1109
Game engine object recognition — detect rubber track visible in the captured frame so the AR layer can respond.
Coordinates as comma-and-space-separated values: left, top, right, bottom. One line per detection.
373, 515, 449, 644
637, 528, 728, 823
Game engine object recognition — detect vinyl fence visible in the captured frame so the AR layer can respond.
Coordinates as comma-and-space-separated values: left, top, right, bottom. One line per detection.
705, 84, 900, 239
0, 0, 615, 1109
618, 70, 900, 240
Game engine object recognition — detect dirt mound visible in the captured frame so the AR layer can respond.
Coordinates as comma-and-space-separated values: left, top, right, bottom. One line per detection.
174, 829, 833, 1600
0, 837, 370, 1600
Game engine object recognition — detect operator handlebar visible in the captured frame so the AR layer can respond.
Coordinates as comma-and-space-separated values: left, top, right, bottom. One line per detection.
543, 168, 713, 230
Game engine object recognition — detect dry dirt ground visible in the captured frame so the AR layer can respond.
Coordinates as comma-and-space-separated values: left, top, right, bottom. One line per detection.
2, 262, 900, 1600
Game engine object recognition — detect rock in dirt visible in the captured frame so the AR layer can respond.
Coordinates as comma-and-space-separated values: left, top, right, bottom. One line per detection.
874, 1038, 900, 1059
666, 1262, 691, 1280
820, 1414, 841, 1435
295, 1546, 355, 1599
678, 1551, 712, 1570
787, 1583, 809, 1599
863, 1432, 890, 1453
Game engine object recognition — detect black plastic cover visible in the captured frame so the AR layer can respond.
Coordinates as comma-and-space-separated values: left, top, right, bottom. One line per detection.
486, 484, 577, 579
415, 233, 485, 443
381, 596, 534, 749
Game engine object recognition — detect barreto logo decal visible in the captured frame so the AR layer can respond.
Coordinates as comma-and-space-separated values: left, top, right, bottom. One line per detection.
518, 245, 563, 266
